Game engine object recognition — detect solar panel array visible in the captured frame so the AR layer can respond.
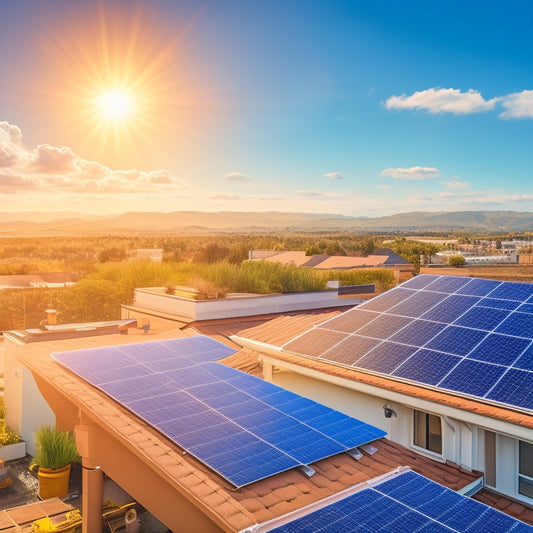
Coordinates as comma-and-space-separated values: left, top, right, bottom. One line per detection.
53, 336, 385, 487
269, 470, 533, 532
283, 275, 533, 412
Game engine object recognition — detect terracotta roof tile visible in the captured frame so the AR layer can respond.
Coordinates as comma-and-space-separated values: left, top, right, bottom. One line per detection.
316, 255, 389, 269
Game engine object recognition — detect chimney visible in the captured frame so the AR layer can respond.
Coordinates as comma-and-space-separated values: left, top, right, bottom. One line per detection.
137, 318, 150, 333
45, 309, 57, 326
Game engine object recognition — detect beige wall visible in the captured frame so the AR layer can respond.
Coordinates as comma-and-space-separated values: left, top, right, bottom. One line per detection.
4, 339, 55, 454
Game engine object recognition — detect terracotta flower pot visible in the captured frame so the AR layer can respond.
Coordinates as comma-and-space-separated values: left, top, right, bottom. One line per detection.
38, 463, 71, 499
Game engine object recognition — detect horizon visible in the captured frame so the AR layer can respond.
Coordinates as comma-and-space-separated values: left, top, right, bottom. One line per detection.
1, 1, 533, 217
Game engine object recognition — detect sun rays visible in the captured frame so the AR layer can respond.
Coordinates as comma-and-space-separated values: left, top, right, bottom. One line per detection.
35, 2, 213, 170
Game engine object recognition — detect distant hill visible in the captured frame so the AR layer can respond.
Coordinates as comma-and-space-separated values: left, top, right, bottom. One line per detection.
0, 210, 532, 235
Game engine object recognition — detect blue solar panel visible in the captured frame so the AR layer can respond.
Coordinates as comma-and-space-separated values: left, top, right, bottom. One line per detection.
393, 349, 461, 385
355, 314, 413, 339
282, 275, 533, 413
514, 344, 533, 371
400, 274, 438, 290
456, 277, 501, 296
322, 335, 382, 365
488, 281, 533, 302
454, 306, 511, 331
467, 334, 530, 366
358, 287, 416, 312
495, 312, 533, 339
321, 308, 380, 333
518, 303, 533, 314
476, 297, 521, 310
420, 295, 481, 323
356, 342, 418, 373
486, 369, 533, 411
269, 470, 533, 532
439, 359, 506, 397
387, 291, 447, 318
53, 337, 385, 487
425, 326, 487, 356
388, 319, 446, 346
425, 275, 472, 293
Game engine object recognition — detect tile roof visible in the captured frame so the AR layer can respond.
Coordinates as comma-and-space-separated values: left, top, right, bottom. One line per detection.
8, 330, 492, 531
313, 255, 390, 269
473, 488, 533, 525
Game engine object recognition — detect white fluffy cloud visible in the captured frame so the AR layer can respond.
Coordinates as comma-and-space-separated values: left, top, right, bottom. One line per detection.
386, 87, 533, 119
385, 88, 497, 115
223, 172, 252, 183
381, 167, 439, 180
500, 90, 533, 118
323, 172, 344, 180
0, 121, 180, 196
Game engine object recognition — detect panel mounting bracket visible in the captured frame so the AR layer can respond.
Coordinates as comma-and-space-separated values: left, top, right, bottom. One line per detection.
298, 465, 316, 478
360, 444, 378, 455
346, 447, 363, 460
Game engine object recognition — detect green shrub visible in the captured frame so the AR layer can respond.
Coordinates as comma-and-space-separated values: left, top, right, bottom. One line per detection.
30, 425, 80, 470
0, 421, 21, 446
448, 255, 466, 267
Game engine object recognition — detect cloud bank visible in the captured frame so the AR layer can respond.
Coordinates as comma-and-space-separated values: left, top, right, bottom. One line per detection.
0, 121, 180, 195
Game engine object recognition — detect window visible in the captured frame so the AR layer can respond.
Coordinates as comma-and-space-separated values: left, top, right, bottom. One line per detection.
519, 441, 533, 500
413, 410, 442, 455
485, 431, 496, 487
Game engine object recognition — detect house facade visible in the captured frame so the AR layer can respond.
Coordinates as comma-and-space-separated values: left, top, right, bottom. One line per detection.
232, 274, 533, 507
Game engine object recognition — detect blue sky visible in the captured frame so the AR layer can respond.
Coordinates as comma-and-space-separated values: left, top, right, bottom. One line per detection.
0, 0, 532, 217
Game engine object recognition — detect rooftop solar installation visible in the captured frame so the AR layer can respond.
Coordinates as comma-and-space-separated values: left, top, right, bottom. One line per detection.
52, 336, 385, 487
268, 469, 533, 532
283, 275, 533, 413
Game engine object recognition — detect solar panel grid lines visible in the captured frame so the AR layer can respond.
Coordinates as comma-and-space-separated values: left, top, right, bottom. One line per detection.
281, 274, 533, 413
54, 336, 386, 488
320, 335, 382, 366
282, 327, 348, 357
268, 470, 533, 532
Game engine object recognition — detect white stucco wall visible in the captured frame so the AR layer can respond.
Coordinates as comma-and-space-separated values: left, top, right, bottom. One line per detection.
131, 288, 362, 321
4, 339, 55, 455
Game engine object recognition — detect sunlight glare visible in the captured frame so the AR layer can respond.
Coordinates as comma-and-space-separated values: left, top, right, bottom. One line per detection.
99, 90, 131, 120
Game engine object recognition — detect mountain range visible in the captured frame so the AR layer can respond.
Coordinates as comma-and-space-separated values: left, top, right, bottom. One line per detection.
0, 210, 532, 235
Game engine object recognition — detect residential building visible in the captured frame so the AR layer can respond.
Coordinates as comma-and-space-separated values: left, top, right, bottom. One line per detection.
233, 274, 533, 512
2, 277, 532, 530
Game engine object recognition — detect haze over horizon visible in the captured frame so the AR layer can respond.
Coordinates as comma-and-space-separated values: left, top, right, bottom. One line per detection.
1, 1, 532, 218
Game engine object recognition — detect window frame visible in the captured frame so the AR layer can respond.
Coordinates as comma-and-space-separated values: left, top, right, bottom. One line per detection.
412, 409, 443, 459
518, 440, 533, 502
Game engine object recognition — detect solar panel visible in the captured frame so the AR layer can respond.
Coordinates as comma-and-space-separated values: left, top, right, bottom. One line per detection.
53, 336, 385, 487
269, 470, 533, 532
283, 275, 533, 413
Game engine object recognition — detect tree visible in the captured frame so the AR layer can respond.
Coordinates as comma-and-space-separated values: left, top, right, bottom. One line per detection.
448, 255, 466, 267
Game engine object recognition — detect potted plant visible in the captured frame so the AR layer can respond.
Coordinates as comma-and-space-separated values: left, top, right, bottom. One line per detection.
0, 398, 26, 462
30, 425, 80, 500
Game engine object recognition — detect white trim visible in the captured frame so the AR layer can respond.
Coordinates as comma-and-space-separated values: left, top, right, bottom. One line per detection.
517, 439, 533, 505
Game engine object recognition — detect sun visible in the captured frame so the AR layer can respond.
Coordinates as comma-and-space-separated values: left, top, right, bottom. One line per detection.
35, 3, 216, 169
99, 90, 132, 120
